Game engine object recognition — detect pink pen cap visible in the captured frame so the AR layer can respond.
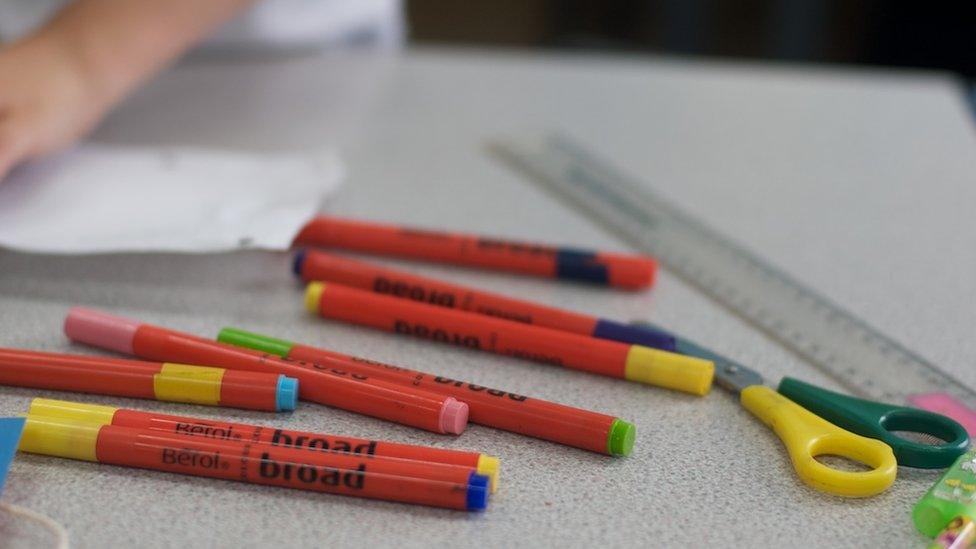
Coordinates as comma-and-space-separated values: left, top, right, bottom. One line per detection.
64, 307, 140, 354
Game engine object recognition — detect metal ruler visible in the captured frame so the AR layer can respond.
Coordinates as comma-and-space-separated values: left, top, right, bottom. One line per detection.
493, 135, 976, 410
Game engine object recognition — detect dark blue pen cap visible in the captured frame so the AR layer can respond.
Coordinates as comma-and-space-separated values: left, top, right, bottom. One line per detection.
466, 472, 490, 511
593, 319, 677, 351
292, 249, 308, 277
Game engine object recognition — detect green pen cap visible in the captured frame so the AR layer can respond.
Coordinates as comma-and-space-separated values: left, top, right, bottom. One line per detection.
218, 327, 295, 358
914, 450, 976, 537
607, 419, 636, 457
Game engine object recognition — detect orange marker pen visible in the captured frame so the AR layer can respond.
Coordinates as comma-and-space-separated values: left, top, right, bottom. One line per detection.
63, 308, 469, 435
293, 249, 676, 350
18, 415, 489, 510
0, 348, 297, 412
218, 328, 635, 456
28, 398, 501, 492
292, 215, 656, 290
304, 282, 714, 395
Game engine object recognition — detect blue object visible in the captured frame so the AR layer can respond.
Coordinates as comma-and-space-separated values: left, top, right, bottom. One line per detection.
0, 417, 26, 496
555, 249, 609, 283
593, 319, 677, 351
292, 249, 308, 277
465, 472, 490, 511
275, 376, 299, 412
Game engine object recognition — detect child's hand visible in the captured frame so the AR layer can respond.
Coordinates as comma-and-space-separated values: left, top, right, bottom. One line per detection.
0, 0, 253, 182
0, 36, 109, 180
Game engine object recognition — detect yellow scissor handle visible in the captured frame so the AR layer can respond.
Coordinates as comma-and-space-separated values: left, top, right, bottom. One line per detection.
740, 385, 897, 497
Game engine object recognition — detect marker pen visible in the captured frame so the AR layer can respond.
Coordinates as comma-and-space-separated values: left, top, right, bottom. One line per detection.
63, 308, 468, 435
293, 249, 676, 351
292, 215, 656, 290
219, 328, 636, 457
0, 348, 297, 412
29, 398, 500, 492
18, 415, 489, 511
304, 282, 714, 395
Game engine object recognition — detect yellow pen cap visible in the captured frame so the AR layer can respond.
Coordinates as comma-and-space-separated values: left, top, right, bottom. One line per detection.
19, 414, 102, 462
154, 363, 225, 405
624, 346, 714, 395
305, 282, 326, 313
28, 398, 119, 427
476, 455, 501, 494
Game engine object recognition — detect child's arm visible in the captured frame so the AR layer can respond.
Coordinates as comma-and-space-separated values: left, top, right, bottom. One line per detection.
0, 0, 254, 179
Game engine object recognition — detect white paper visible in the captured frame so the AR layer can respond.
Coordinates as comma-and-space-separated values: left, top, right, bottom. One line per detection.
0, 144, 341, 254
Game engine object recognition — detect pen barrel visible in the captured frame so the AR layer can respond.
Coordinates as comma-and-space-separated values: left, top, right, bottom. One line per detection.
19, 416, 486, 510
97, 427, 484, 510
311, 282, 629, 376
217, 370, 285, 411
91, 426, 486, 510
108, 408, 484, 467
293, 216, 655, 289
294, 216, 559, 276
284, 344, 629, 456
0, 349, 290, 412
0, 354, 157, 398
306, 282, 712, 395
130, 328, 466, 434
297, 250, 594, 332
295, 250, 674, 351
26, 398, 490, 476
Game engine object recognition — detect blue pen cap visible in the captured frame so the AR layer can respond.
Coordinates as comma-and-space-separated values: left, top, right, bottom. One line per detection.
555, 250, 609, 284
275, 376, 299, 412
592, 319, 677, 351
292, 249, 308, 277
466, 472, 490, 511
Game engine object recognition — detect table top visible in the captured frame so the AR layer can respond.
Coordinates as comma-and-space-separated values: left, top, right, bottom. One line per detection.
2, 47, 975, 548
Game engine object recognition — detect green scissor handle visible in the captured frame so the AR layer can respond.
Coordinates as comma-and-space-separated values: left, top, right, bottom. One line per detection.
777, 377, 970, 469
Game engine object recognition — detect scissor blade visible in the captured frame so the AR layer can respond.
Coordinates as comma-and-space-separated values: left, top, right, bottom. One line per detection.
634, 322, 764, 394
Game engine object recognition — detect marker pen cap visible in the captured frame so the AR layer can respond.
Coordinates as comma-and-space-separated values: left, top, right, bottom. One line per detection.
440, 398, 469, 435
476, 455, 501, 492
623, 346, 714, 396
592, 319, 677, 352
305, 282, 327, 313
607, 419, 636, 457
219, 328, 294, 358
292, 249, 309, 277
466, 472, 490, 511
63, 307, 139, 355
275, 376, 299, 411
28, 399, 117, 427
18, 415, 101, 462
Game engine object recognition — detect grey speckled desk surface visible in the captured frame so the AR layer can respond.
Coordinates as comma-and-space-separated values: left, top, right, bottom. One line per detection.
1, 48, 975, 548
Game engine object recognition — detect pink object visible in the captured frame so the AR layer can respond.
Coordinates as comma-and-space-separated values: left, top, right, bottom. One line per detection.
909, 393, 976, 437
439, 398, 470, 436
63, 307, 139, 355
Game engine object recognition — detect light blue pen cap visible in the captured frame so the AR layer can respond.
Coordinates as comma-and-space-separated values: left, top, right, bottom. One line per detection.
0, 417, 26, 496
275, 376, 299, 412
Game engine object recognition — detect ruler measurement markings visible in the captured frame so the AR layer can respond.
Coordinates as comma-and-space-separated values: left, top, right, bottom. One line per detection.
495, 136, 976, 409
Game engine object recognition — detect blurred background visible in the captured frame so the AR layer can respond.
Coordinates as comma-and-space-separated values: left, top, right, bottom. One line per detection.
406, 1, 976, 105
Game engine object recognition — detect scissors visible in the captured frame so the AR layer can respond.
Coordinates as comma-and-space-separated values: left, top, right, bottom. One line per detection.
636, 322, 970, 497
